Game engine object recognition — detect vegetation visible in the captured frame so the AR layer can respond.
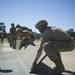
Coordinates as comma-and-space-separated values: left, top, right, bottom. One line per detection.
0, 22, 7, 42
34, 32, 41, 40
66, 28, 75, 38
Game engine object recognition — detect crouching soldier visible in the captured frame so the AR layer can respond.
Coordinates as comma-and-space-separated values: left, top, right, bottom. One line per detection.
31, 20, 75, 75
17, 29, 35, 50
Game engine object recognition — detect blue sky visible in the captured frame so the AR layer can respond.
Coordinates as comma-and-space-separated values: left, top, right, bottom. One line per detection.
0, 0, 75, 33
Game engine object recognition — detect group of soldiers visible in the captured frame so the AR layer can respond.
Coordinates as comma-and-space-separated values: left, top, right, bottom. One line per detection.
9, 23, 35, 50
8, 20, 75, 75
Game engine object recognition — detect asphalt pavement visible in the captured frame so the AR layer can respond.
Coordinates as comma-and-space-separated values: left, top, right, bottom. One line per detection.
0, 39, 50, 75
0, 41, 28, 75
0, 39, 75, 75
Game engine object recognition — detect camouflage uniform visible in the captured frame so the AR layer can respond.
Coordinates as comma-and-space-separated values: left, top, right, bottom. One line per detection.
16, 25, 35, 47
10, 23, 16, 49
41, 26, 75, 62
18, 30, 35, 49
43, 40, 75, 61
34, 20, 75, 74
10, 35, 16, 49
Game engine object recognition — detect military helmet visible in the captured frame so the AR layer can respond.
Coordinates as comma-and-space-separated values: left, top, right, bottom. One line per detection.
35, 20, 48, 29
11, 23, 14, 26
16, 24, 21, 28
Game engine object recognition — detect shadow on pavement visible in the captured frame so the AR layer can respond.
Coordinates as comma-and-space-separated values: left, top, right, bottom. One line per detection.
30, 62, 53, 75
64, 70, 75, 75
30, 62, 75, 75
0, 69, 13, 73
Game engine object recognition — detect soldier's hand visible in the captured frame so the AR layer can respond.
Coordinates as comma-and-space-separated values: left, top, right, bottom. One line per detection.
31, 63, 38, 70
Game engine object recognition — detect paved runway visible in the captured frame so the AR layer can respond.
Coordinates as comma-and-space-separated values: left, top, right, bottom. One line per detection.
0, 42, 28, 75
1, 39, 74, 75
0, 40, 51, 75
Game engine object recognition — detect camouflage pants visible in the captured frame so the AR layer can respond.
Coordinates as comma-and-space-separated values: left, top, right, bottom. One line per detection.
10, 35, 16, 49
43, 40, 75, 61
19, 38, 29, 50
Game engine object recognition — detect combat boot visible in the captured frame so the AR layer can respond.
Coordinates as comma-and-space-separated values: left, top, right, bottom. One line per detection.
51, 60, 65, 75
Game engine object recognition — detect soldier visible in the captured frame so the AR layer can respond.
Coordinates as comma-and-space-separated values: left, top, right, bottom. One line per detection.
10, 23, 16, 49
16, 25, 35, 49
17, 29, 35, 50
31, 20, 75, 75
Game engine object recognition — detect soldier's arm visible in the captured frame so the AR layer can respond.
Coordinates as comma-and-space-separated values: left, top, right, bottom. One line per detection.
20, 34, 25, 41
33, 43, 43, 64
10, 28, 12, 35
